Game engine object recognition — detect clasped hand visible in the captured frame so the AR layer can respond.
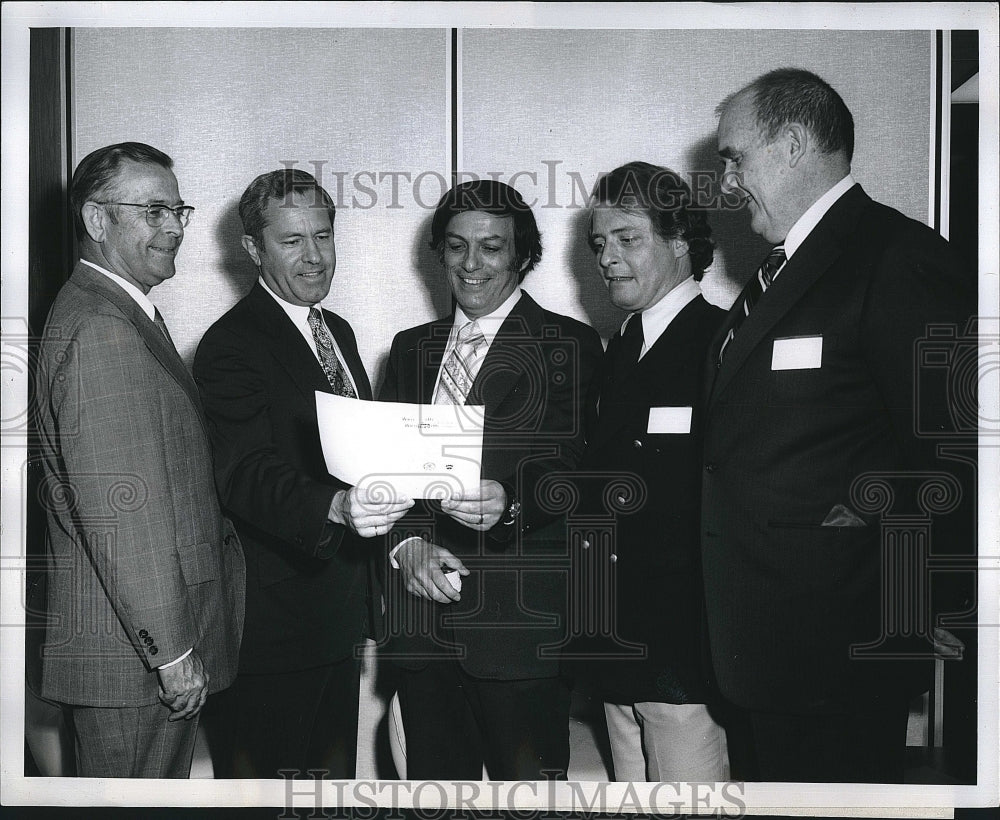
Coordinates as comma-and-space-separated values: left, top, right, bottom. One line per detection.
329, 486, 414, 538
439, 479, 506, 531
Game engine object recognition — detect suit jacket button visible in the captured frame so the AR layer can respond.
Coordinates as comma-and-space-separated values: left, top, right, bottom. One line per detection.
150, 646, 158, 655
632, 439, 642, 449
582, 539, 590, 549
705, 463, 717, 473
138, 629, 148, 638
609, 553, 618, 563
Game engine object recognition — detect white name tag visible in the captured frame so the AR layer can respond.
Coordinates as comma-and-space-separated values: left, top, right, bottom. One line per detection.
771, 336, 823, 370
647, 406, 693, 434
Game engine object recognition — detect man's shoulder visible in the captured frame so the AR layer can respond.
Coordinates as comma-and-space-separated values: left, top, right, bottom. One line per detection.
535, 304, 602, 348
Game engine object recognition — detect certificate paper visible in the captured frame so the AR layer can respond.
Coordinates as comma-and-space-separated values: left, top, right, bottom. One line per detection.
316, 393, 484, 499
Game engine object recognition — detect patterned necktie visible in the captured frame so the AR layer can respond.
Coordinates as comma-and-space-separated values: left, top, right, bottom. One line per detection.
153, 308, 177, 351
435, 320, 487, 405
308, 307, 357, 398
718, 244, 786, 363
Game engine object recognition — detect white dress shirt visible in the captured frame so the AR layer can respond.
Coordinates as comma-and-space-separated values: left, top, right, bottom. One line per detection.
80, 259, 157, 321
621, 275, 702, 360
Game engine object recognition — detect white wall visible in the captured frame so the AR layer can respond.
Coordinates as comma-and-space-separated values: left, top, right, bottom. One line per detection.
72, 28, 933, 376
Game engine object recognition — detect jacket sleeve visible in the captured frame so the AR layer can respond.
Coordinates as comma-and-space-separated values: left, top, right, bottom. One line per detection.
193, 322, 345, 559
46, 314, 198, 669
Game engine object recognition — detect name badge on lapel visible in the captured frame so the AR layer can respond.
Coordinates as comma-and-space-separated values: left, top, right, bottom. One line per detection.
771, 336, 823, 370
647, 406, 693, 434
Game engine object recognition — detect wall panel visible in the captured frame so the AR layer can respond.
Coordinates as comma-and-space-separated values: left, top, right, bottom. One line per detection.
72, 27, 449, 376
461, 29, 933, 338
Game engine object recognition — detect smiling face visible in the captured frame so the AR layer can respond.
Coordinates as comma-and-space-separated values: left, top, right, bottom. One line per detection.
717, 94, 795, 244
94, 160, 185, 293
590, 207, 689, 313
442, 210, 526, 318
242, 190, 336, 306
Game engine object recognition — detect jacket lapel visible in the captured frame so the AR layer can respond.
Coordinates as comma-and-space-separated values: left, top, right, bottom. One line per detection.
467, 292, 542, 411
709, 184, 869, 405
591, 296, 703, 448
72, 264, 210, 434
245, 284, 334, 404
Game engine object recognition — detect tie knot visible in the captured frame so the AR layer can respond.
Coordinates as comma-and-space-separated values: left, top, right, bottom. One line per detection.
763, 245, 786, 279
458, 320, 485, 348
308, 307, 322, 324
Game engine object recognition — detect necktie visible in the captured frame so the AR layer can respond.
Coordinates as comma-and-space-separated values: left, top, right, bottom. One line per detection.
153, 308, 177, 350
615, 312, 644, 370
598, 313, 643, 421
308, 308, 357, 398
435, 320, 487, 405
718, 244, 786, 363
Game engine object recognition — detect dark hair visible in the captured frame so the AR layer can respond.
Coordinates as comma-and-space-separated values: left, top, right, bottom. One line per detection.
239, 169, 337, 250
429, 180, 542, 279
589, 161, 715, 280
720, 67, 855, 160
70, 142, 174, 237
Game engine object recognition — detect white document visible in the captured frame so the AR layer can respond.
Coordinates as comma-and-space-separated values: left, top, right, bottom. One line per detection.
771, 335, 823, 370
647, 406, 693, 434
316, 392, 484, 500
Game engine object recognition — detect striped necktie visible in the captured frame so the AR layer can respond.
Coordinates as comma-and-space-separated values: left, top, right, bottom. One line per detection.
435, 320, 486, 405
308, 307, 356, 398
718, 245, 786, 363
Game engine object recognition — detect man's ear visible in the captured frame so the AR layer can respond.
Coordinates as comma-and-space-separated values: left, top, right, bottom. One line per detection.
241, 235, 261, 267
80, 202, 107, 243
787, 122, 809, 168
672, 238, 690, 259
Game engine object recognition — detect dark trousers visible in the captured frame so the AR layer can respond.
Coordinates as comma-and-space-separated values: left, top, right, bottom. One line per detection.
212, 654, 362, 779
396, 658, 570, 780
70, 702, 198, 778
735, 698, 911, 783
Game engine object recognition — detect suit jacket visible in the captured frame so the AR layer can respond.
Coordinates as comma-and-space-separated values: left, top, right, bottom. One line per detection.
701, 184, 976, 715
572, 295, 725, 704
379, 291, 603, 680
193, 283, 375, 674
35, 262, 245, 707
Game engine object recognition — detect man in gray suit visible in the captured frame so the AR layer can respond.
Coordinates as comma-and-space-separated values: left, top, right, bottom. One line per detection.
34, 142, 244, 778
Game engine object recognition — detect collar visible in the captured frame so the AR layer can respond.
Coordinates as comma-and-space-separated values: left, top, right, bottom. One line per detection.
452, 287, 523, 347
80, 259, 157, 321
259, 276, 316, 327
783, 174, 855, 259
621, 275, 701, 358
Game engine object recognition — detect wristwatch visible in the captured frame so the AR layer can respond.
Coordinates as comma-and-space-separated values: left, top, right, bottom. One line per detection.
499, 495, 522, 527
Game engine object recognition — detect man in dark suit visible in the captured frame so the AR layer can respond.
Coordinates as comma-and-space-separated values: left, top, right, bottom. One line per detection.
193, 169, 412, 778
35, 142, 245, 777
703, 68, 976, 782
379, 180, 603, 780
574, 162, 728, 781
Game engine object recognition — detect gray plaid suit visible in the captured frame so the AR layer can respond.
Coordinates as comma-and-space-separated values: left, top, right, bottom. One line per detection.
34, 262, 245, 774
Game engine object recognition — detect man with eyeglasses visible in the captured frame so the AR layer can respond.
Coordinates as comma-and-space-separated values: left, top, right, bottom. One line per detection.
34, 142, 244, 777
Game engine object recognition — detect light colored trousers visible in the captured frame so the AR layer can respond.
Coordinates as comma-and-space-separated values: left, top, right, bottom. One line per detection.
604, 701, 730, 782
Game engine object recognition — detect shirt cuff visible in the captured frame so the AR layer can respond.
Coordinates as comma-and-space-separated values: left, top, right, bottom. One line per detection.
158, 647, 192, 669
388, 536, 423, 569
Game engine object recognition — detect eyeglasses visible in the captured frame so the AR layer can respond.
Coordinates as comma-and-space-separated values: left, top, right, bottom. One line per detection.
97, 202, 195, 227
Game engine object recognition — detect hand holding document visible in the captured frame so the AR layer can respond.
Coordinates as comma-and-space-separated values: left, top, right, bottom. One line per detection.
316, 393, 484, 500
